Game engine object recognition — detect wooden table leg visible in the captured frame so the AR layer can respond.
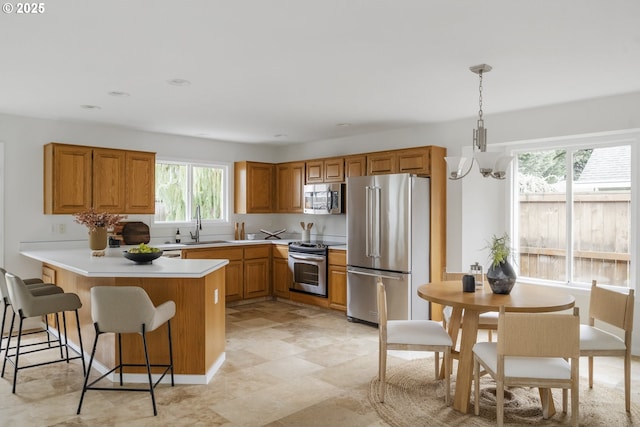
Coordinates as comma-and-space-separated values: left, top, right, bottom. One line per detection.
453, 310, 479, 413
440, 307, 463, 379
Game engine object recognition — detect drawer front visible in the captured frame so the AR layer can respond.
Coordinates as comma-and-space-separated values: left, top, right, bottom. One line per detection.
328, 249, 346, 266
244, 245, 271, 259
272, 245, 289, 259
184, 247, 243, 260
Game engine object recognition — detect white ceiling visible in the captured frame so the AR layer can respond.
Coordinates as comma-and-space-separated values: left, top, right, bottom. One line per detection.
2, 0, 640, 144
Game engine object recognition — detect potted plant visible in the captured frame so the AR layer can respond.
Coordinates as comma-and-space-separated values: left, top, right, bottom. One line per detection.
73, 208, 126, 252
485, 232, 517, 294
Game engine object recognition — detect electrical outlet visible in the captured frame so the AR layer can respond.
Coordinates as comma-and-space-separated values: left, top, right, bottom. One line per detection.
50, 224, 57, 233
214, 289, 219, 304
58, 224, 66, 234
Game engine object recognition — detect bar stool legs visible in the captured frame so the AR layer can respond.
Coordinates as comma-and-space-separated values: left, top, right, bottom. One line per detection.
77, 320, 175, 416
2, 273, 85, 394
2, 308, 85, 393
76, 286, 175, 416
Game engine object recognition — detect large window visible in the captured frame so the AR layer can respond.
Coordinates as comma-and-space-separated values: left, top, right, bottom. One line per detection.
154, 161, 228, 224
514, 143, 631, 287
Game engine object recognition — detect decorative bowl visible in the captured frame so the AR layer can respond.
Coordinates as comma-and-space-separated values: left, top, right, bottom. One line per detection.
123, 250, 163, 264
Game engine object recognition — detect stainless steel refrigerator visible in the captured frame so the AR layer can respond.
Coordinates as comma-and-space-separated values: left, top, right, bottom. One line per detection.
346, 173, 430, 324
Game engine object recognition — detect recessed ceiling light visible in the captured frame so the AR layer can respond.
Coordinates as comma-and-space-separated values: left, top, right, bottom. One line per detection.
80, 105, 101, 110
108, 91, 130, 97
337, 123, 352, 127
167, 78, 191, 87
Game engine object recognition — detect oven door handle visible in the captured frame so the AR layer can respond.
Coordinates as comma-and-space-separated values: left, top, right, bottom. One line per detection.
289, 253, 326, 262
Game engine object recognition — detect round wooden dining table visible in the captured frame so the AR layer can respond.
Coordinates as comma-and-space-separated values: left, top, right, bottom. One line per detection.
418, 281, 575, 414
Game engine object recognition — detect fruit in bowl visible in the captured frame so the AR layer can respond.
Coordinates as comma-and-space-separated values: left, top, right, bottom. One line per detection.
124, 243, 163, 264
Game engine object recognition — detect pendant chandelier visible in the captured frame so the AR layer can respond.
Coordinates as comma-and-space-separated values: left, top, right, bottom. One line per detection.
445, 64, 513, 180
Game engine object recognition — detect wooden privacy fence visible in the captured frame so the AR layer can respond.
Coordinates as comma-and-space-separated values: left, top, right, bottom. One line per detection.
518, 192, 630, 287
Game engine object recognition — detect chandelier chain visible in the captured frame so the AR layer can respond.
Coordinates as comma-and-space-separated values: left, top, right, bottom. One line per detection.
478, 71, 483, 120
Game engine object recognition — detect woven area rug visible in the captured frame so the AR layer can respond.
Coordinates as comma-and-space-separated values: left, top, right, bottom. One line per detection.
368, 358, 639, 426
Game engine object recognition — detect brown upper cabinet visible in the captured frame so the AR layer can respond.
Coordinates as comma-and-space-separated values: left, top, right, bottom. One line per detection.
367, 151, 397, 175
396, 147, 431, 175
125, 150, 156, 213
305, 157, 345, 184
323, 157, 345, 182
44, 143, 92, 214
234, 146, 441, 215
344, 155, 367, 178
275, 161, 305, 213
367, 147, 430, 176
92, 148, 126, 213
305, 160, 324, 183
234, 161, 274, 213
44, 143, 156, 214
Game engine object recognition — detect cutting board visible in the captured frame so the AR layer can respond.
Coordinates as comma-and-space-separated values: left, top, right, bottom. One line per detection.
120, 221, 150, 245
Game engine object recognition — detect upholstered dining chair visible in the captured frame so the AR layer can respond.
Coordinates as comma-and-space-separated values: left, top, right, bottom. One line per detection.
473, 306, 580, 427
2, 272, 85, 394
580, 279, 634, 412
377, 278, 452, 404
0, 267, 63, 353
77, 286, 176, 416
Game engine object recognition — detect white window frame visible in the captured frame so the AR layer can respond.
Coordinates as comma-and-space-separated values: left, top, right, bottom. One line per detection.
508, 130, 638, 290
154, 158, 231, 226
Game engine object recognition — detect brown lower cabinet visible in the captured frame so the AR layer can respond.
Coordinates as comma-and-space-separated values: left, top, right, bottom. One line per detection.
272, 245, 291, 298
183, 244, 349, 312
244, 246, 271, 299
183, 245, 270, 301
328, 249, 347, 311
40, 262, 225, 377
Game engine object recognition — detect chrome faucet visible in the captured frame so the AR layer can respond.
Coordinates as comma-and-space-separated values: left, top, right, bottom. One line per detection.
190, 204, 202, 242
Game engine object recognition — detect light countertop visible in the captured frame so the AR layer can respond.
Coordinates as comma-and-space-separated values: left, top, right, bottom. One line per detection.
155, 239, 293, 250
156, 239, 346, 250
20, 248, 228, 279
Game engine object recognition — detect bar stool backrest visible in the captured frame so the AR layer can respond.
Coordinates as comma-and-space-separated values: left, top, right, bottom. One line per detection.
5, 273, 35, 316
0, 268, 12, 301
91, 286, 160, 334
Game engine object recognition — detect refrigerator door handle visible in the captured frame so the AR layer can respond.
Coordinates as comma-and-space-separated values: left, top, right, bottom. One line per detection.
365, 185, 381, 258
373, 185, 381, 257
364, 185, 372, 257
365, 186, 371, 257
347, 267, 403, 281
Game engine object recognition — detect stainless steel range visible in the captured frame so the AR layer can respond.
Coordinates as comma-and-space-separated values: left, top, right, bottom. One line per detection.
288, 241, 329, 297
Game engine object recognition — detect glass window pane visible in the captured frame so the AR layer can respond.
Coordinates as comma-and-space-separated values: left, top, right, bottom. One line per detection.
155, 163, 187, 222
572, 146, 630, 286
517, 150, 568, 282
192, 166, 224, 221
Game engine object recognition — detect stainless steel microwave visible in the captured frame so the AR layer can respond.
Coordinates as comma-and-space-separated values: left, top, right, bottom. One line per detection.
303, 183, 344, 215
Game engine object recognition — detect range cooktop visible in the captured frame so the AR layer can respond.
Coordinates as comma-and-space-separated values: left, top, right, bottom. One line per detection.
289, 241, 345, 249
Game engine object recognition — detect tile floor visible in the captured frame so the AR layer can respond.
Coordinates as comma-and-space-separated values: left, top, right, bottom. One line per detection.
0, 299, 638, 426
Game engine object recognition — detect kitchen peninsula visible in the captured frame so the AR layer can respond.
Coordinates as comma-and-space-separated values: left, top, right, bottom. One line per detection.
20, 247, 228, 385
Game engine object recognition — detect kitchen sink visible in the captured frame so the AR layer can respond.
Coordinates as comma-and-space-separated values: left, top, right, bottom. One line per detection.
181, 240, 230, 246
